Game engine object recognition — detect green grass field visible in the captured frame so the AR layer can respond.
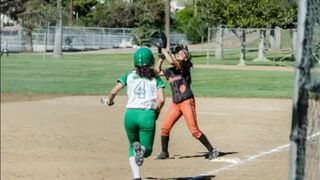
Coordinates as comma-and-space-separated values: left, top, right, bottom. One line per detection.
0, 52, 294, 98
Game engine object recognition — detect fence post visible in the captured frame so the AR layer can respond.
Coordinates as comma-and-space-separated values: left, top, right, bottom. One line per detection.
238, 28, 246, 65
215, 25, 223, 61
206, 27, 211, 65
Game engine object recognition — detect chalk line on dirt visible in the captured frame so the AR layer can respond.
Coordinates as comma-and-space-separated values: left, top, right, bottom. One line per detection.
202, 131, 320, 176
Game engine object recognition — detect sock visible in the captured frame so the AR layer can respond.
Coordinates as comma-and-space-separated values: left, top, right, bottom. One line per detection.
161, 136, 169, 152
198, 134, 214, 152
129, 156, 140, 179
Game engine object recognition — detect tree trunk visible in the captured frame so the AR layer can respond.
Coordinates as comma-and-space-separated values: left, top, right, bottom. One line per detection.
254, 30, 268, 61
291, 29, 297, 60
26, 31, 33, 52
215, 26, 223, 61
238, 28, 246, 65
54, 0, 63, 58
292, 29, 297, 52
165, 0, 170, 50
43, 23, 49, 60
69, 0, 74, 26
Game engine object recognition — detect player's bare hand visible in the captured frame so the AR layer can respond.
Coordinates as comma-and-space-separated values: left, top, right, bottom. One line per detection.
108, 101, 114, 106
100, 97, 114, 106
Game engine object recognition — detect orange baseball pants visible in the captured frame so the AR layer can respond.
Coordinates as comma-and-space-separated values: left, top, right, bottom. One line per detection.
160, 98, 203, 139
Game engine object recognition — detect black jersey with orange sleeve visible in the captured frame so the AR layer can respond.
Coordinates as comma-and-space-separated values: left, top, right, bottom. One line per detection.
163, 61, 194, 103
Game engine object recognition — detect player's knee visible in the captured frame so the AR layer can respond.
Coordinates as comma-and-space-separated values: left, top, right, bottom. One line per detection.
192, 131, 202, 139
161, 128, 170, 136
144, 147, 152, 157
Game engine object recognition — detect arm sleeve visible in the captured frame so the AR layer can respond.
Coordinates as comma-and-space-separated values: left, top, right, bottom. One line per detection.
156, 76, 165, 89
117, 72, 129, 87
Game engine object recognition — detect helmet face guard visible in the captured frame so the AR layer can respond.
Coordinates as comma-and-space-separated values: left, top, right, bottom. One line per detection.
134, 47, 155, 67
174, 45, 191, 61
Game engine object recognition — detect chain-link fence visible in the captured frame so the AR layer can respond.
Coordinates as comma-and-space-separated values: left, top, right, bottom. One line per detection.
289, 0, 320, 179
0, 26, 188, 53
206, 27, 297, 64
208, 27, 296, 50
1, 26, 134, 52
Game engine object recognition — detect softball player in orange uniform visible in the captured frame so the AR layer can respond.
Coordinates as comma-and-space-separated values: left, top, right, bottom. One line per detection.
155, 45, 219, 160
105, 47, 165, 180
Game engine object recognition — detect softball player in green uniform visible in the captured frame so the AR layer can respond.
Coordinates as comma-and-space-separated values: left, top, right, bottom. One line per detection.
105, 47, 165, 180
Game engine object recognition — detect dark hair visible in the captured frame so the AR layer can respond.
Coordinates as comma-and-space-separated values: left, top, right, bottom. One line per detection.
136, 66, 157, 80
174, 45, 192, 62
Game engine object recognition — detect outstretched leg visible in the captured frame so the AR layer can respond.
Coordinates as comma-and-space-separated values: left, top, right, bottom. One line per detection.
198, 134, 219, 160
156, 103, 181, 159
180, 98, 219, 159
124, 109, 155, 178
129, 156, 141, 179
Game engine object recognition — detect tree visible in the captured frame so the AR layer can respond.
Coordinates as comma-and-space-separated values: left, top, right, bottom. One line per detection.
268, 1, 297, 50
69, 0, 74, 25
54, 0, 63, 58
174, 6, 193, 32
174, 1, 221, 44
71, 0, 97, 26
17, 0, 56, 52
131, 0, 165, 46
192, 0, 297, 63
174, 7, 198, 42
87, 0, 137, 27
165, 0, 170, 48
1, 0, 57, 52
0, 0, 28, 20
247, 0, 297, 61
195, 0, 239, 61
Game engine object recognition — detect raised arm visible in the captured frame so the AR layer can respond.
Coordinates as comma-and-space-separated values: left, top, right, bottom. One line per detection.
156, 57, 165, 76
161, 48, 181, 69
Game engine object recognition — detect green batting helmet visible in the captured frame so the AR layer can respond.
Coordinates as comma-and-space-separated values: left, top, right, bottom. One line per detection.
134, 47, 155, 67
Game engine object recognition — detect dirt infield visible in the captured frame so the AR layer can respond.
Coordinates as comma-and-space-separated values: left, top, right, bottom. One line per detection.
1, 94, 292, 180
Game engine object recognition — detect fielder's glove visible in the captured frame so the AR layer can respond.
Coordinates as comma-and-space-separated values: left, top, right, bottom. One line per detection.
150, 31, 167, 49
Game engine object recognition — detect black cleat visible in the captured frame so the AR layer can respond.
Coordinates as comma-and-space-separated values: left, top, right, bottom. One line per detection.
207, 149, 219, 160
155, 151, 169, 160
206, 149, 219, 160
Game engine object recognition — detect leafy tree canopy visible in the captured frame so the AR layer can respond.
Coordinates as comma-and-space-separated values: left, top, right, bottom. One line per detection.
195, 0, 297, 28
0, 0, 28, 20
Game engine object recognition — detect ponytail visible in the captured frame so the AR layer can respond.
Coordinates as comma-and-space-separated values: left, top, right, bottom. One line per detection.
136, 66, 157, 80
